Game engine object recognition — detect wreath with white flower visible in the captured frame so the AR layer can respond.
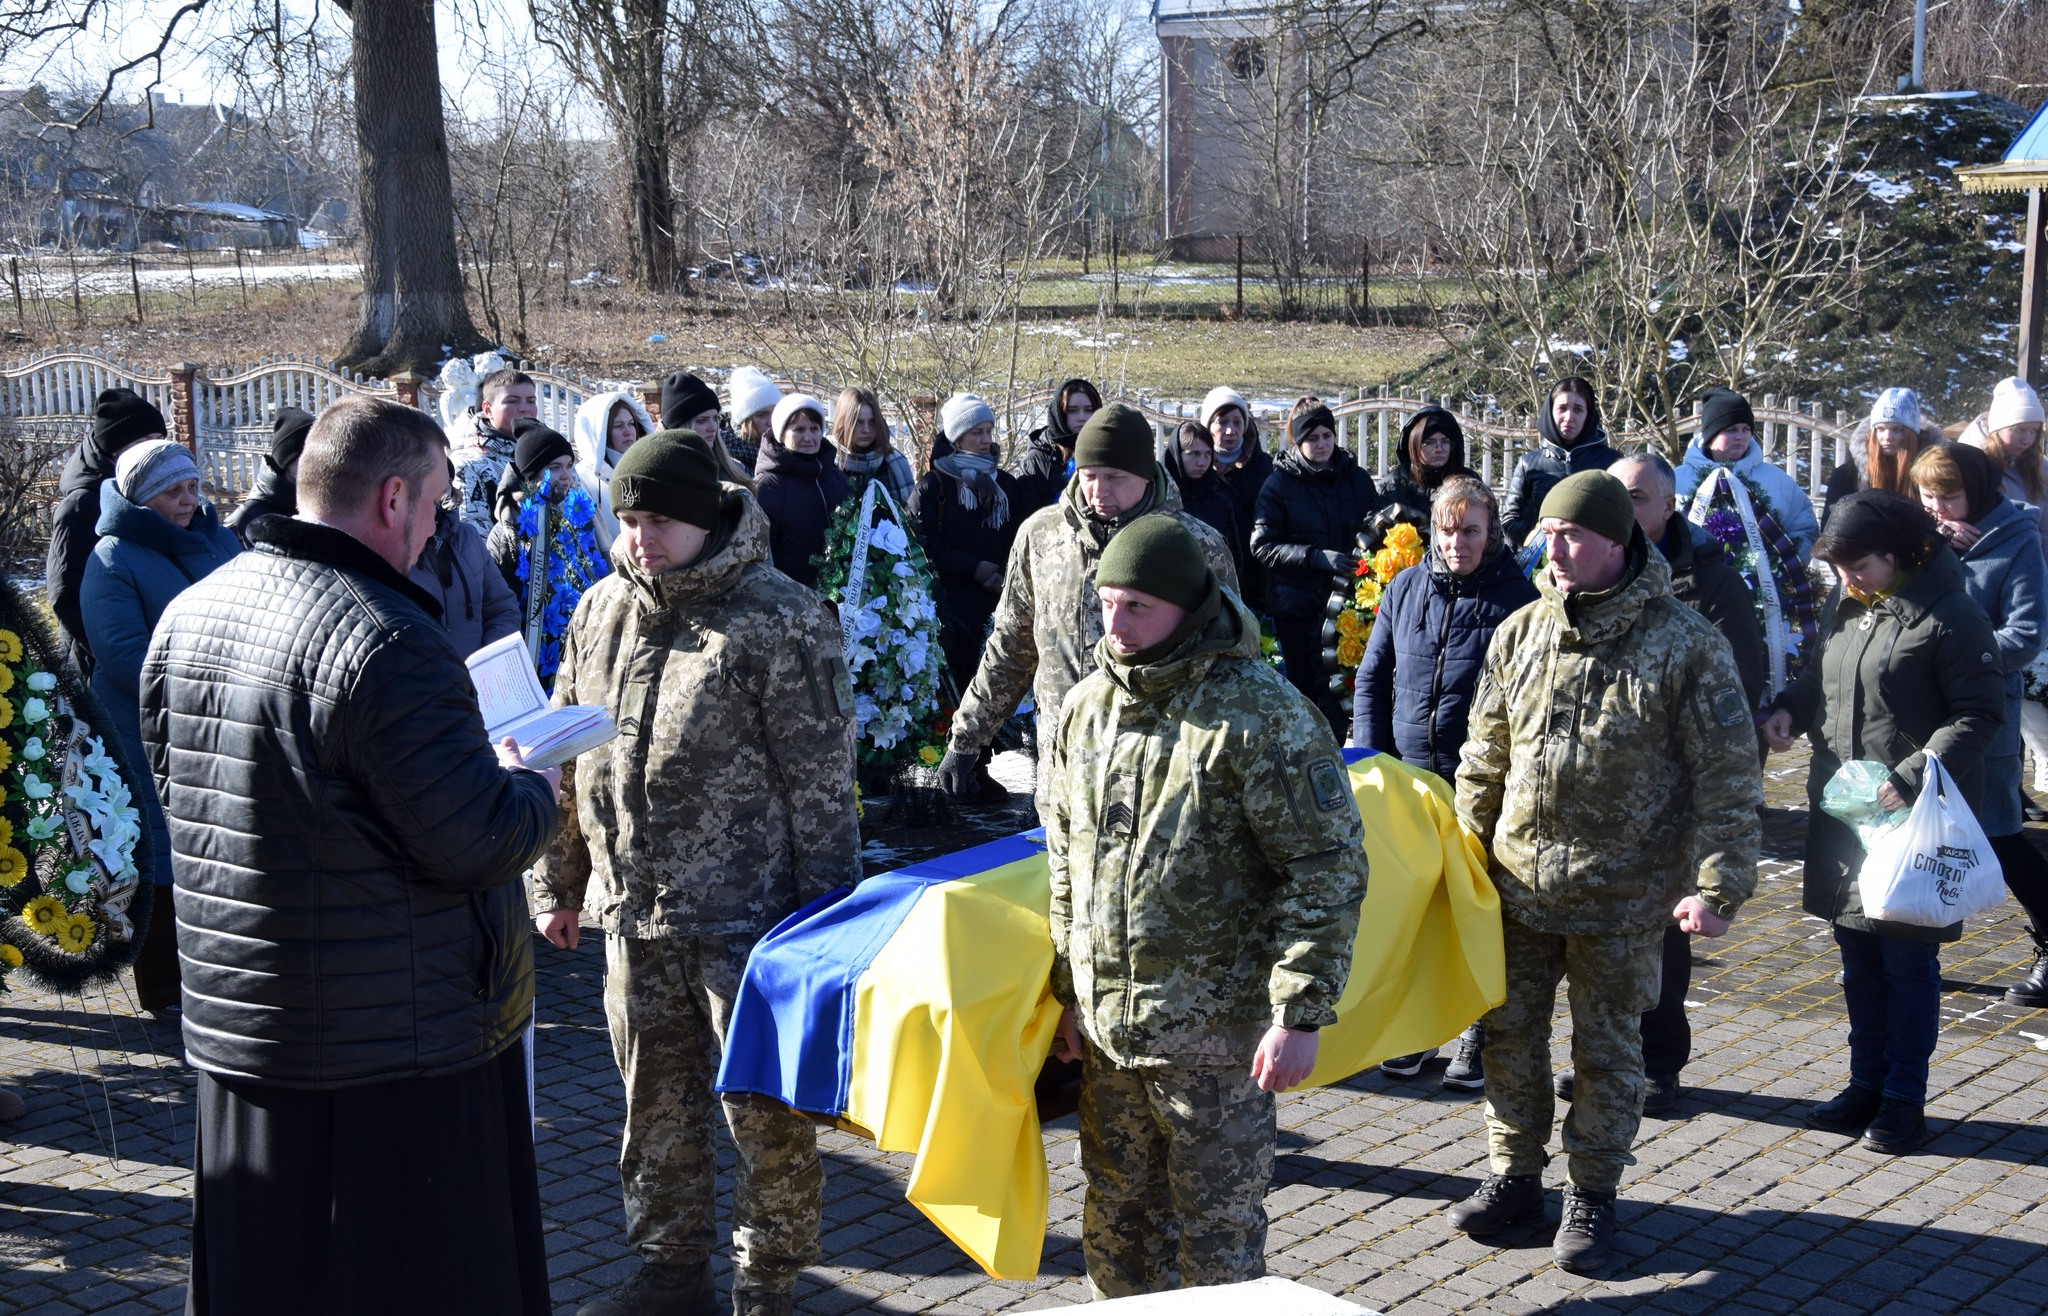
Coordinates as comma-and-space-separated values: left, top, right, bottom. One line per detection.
812, 481, 946, 769
0, 578, 151, 992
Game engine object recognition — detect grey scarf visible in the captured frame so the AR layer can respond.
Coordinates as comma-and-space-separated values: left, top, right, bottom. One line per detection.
933, 451, 1010, 528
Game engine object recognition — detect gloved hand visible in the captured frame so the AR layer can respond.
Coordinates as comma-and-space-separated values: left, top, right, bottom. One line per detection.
937, 746, 980, 797
1315, 549, 1358, 575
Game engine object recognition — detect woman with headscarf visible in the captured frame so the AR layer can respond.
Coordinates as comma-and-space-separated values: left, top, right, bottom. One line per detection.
832, 386, 917, 508
80, 438, 241, 1015
1762, 493, 2004, 1156
1251, 397, 1381, 728
1014, 378, 1101, 520
910, 393, 1020, 706
753, 393, 852, 587
1821, 388, 1939, 525
1164, 421, 1241, 577
569, 389, 657, 553
1911, 441, 2048, 1009
1500, 377, 1620, 547
1382, 406, 1477, 521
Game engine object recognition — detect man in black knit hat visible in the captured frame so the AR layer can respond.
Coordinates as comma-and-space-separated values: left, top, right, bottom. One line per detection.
228, 406, 315, 539
935, 401, 1239, 811
530, 429, 860, 1316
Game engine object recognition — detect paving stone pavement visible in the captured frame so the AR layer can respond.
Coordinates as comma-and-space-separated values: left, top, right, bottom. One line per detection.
3, 746, 2046, 1315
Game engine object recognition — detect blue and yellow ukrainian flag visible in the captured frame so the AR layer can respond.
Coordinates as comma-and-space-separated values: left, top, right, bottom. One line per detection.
716, 748, 1503, 1280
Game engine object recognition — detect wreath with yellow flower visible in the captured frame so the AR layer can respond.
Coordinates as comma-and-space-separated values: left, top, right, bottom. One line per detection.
0, 578, 155, 993
1321, 515, 1428, 699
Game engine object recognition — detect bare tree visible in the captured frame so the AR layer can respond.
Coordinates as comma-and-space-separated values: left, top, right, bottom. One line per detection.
1408, 0, 1876, 444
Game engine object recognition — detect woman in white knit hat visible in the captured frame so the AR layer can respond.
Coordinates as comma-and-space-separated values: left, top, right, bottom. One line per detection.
753, 392, 851, 587
724, 365, 783, 474
1964, 376, 2048, 807
910, 393, 1019, 717
1199, 384, 1271, 610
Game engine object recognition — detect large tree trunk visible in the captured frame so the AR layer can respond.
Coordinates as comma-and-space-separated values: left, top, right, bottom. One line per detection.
626, 0, 681, 292
335, 0, 488, 374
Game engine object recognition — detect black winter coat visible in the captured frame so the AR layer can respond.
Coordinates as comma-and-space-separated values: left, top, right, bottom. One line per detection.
1500, 400, 1622, 547
44, 430, 124, 671
1351, 546, 1537, 780
909, 464, 1020, 640
1218, 440, 1274, 610
1772, 547, 2006, 943
1660, 514, 1768, 713
140, 516, 558, 1088
1013, 378, 1097, 519
1164, 442, 1244, 580
1250, 448, 1381, 620
754, 436, 853, 588
226, 464, 297, 541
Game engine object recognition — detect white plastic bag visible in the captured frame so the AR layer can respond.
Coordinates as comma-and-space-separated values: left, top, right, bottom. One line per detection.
1856, 754, 2004, 928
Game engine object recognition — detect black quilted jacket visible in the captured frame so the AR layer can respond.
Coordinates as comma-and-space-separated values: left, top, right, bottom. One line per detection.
140, 515, 558, 1088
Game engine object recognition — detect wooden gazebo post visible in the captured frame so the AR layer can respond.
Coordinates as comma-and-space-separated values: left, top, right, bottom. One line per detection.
1958, 99, 2048, 386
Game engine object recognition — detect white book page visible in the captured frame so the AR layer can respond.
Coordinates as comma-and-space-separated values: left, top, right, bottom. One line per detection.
467, 634, 548, 737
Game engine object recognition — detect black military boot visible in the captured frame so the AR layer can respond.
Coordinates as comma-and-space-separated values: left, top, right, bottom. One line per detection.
732, 1289, 795, 1316
1806, 1084, 1882, 1134
577, 1259, 717, 1316
2005, 929, 2048, 1008
1862, 1098, 1929, 1154
1553, 1186, 1617, 1274
1447, 1174, 1545, 1235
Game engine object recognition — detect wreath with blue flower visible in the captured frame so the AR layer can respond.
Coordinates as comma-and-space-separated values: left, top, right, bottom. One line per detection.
513, 475, 610, 688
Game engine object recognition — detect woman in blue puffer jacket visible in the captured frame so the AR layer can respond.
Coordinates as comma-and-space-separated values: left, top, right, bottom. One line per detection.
80, 439, 240, 1014
1351, 474, 1536, 1089
1352, 474, 1537, 780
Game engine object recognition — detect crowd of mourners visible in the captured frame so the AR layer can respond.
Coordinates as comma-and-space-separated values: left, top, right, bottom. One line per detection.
28, 361, 2048, 1316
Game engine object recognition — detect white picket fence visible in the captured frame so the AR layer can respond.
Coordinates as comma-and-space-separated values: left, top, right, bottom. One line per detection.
0, 351, 1857, 510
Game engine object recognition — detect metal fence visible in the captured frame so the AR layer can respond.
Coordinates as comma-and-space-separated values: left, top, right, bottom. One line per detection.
1, 351, 1858, 566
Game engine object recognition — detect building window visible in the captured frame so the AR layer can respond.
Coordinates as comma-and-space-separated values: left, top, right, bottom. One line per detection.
1227, 40, 1266, 81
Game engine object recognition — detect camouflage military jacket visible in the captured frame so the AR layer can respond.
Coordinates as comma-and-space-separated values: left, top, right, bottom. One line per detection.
1045, 590, 1368, 1068
951, 470, 1240, 802
528, 489, 862, 938
1455, 547, 1762, 935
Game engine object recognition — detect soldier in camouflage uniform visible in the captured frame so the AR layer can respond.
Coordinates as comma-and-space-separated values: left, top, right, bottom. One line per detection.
936, 402, 1239, 813
1043, 516, 1369, 1299
528, 431, 862, 1316
1452, 470, 1762, 1274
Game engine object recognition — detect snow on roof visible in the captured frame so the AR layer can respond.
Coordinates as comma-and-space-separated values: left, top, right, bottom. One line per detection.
176, 200, 290, 222
1152, 0, 1276, 18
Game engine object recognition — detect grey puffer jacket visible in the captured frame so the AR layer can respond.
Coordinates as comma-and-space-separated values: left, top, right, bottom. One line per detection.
409, 502, 522, 660
141, 515, 558, 1088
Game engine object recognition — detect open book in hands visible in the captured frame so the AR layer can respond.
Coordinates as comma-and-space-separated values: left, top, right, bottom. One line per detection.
466, 633, 618, 772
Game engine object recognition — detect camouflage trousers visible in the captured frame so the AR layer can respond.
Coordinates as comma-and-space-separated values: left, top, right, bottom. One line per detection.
603, 933, 822, 1293
1481, 916, 1664, 1194
1076, 1038, 1275, 1299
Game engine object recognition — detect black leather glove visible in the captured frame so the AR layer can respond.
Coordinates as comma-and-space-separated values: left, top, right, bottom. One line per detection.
1315, 548, 1358, 575
937, 746, 979, 797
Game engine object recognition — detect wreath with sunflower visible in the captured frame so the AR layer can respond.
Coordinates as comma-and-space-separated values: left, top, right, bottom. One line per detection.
0, 576, 153, 992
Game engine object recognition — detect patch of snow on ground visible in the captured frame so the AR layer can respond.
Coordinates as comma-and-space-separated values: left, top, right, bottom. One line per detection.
1853, 171, 1915, 203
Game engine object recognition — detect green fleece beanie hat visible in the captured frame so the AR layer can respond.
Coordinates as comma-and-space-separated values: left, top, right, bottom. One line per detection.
610, 429, 723, 530
1073, 403, 1157, 480
1538, 469, 1636, 547
1096, 515, 1214, 611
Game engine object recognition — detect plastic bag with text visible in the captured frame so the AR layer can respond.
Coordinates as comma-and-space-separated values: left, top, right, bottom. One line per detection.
1856, 754, 2004, 928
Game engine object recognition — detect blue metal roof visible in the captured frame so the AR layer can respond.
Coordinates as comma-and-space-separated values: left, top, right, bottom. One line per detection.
2007, 99, 2048, 164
